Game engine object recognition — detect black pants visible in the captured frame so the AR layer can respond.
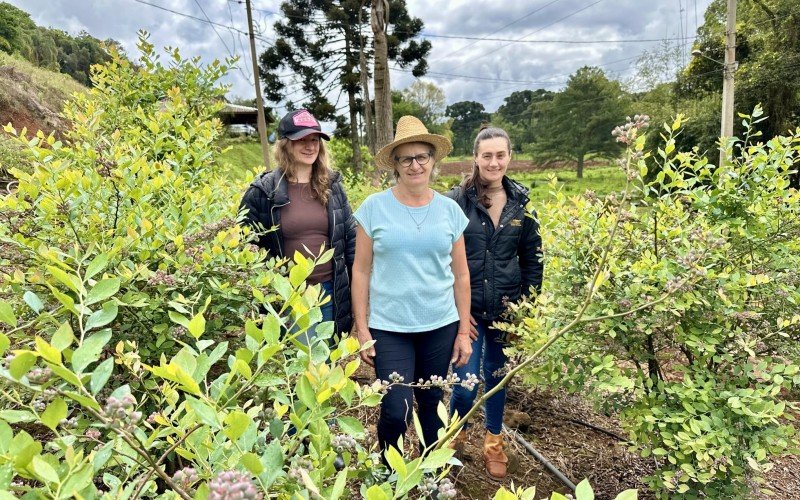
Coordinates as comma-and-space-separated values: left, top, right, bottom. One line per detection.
372, 322, 458, 454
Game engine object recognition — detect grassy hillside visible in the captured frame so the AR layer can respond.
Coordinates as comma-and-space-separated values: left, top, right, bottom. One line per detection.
0, 52, 85, 134
217, 138, 265, 182
0, 52, 86, 179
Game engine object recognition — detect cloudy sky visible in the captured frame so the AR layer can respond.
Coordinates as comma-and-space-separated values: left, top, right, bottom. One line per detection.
9, 0, 714, 114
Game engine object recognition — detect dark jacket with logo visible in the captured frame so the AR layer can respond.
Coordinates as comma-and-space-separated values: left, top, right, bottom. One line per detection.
239, 169, 355, 333
445, 176, 543, 321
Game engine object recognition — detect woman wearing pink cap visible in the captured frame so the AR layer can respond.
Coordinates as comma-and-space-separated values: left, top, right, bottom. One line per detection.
240, 109, 355, 344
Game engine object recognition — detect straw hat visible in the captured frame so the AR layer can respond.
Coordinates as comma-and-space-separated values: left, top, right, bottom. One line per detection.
374, 116, 453, 170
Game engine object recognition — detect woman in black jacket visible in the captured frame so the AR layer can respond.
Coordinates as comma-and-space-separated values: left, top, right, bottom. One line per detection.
446, 126, 543, 479
239, 109, 355, 341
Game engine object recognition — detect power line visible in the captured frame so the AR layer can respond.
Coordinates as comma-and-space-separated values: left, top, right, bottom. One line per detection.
422, 33, 697, 45
444, 0, 606, 73
427, 0, 568, 64
192, 0, 250, 81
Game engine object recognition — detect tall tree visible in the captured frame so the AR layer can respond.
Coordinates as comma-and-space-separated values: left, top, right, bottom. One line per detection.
259, 0, 429, 170
446, 100, 487, 155
493, 89, 553, 152
371, 0, 392, 150
531, 66, 629, 178
677, 0, 800, 141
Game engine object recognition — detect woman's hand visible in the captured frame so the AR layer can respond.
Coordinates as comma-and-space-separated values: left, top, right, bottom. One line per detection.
354, 328, 376, 367
469, 315, 479, 341
451, 333, 473, 368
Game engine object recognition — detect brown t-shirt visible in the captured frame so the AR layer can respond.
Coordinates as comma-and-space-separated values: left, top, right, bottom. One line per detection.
281, 182, 333, 284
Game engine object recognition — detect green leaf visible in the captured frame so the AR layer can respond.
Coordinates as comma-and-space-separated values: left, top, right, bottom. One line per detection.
169, 310, 190, 328
47, 362, 83, 388
63, 391, 101, 411
241, 452, 263, 474
186, 397, 219, 428
0, 333, 9, 357
85, 253, 109, 280
9, 351, 37, 380
613, 489, 638, 500
85, 301, 118, 331
0, 463, 12, 490
41, 398, 67, 431
223, 411, 251, 441
0, 410, 36, 423
420, 448, 454, 470
72, 329, 112, 373
261, 440, 284, 488
47, 265, 81, 294
575, 479, 595, 500
365, 484, 390, 500
296, 375, 316, 410
330, 468, 348, 500
35, 336, 61, 364
86, 278, 120, 305
90, 357, 115, 395
187, 311, 206, 339
23, 291, 44, 314
31, 455, 60, 485
384, 444, 406, 478
51, 322, 75, 351
0, 300, 16, 328
336, 416, 365, 438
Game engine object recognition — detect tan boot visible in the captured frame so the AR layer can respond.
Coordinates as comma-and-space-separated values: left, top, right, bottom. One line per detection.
483, 431, 508, 479
447, 429, 468, 457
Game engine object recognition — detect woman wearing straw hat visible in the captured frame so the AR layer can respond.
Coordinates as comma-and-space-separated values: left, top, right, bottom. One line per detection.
351, 116, 473, 456
240, 109, 355, 344
446, 126, 543, 479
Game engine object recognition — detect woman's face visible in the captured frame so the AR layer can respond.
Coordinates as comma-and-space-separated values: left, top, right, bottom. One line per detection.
290, 134, 321, 167
474, 136, 510, 186
393, 142, 435, 189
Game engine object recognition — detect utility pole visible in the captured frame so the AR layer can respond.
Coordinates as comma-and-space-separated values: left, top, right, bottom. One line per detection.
720, 0, 737, 166
245, 0, 271, 169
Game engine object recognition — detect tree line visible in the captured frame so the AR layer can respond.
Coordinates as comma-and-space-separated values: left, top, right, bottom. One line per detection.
0, 2, 117, 86
258, 0, 799, 180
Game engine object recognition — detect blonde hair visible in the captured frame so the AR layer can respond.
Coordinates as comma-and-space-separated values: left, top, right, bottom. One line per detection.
274, 137, 331, 206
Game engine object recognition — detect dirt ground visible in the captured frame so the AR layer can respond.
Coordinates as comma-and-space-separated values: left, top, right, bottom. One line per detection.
352, 365, 800, 500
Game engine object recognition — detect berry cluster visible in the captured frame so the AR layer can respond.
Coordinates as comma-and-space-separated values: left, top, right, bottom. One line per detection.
611, 114, 650, 145
147, 270, 177, 287
207, 470, 262, 500
101, 394, 142, 430
27, 367, 53, 385
287, 458, 313, 480
418, 477, 457, 499
331, 433, 357, 452
172, 467, 200, 490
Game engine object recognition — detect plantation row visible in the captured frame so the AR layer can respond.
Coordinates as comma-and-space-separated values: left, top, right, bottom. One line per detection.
0, 39, 799, 499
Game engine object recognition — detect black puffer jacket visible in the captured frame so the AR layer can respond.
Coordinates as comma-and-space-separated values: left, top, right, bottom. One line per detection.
239, 169, 355, 333
446, 176, 543, 321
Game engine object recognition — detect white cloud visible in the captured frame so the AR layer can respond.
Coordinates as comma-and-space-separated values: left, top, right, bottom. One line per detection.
6, 0, 713, 114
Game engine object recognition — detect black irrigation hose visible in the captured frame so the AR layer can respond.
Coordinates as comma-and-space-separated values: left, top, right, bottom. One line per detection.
565, 417, 628, 443
503, 424, 577, 492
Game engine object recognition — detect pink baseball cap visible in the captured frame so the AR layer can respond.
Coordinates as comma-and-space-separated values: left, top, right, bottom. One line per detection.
277, 109, 331, 140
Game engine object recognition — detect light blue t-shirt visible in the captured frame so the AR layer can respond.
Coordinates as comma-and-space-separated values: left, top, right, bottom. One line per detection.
354, 189, 469, 332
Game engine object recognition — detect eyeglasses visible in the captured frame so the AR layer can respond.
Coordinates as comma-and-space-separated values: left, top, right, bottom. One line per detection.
395, 152, 433, 168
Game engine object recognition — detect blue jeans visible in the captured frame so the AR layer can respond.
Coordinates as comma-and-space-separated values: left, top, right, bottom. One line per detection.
372, 322, 458, 454
450, 318, 508, 434
297, 280, 334, 346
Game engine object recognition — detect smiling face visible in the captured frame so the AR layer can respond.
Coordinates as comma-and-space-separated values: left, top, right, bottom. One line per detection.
393, 142, 435, 188
474, 136, 511, 187
290, 134, 321, 167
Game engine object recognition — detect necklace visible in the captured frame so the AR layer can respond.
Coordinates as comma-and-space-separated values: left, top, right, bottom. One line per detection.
406, 204, 431, 232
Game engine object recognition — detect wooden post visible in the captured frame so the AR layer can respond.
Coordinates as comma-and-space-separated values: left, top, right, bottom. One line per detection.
719, 0, 736, 166
245, 0, 271, 169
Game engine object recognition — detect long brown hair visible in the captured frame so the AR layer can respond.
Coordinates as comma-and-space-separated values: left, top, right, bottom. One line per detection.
461, 126, 511, 208
274, 137, 331, 206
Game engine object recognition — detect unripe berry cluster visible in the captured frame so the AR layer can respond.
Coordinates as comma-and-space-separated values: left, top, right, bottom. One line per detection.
207, 470, 262, 500
101, 394, 142, 429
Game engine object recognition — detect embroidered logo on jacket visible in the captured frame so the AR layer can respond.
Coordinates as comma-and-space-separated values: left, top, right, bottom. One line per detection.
509, 219, 522, 227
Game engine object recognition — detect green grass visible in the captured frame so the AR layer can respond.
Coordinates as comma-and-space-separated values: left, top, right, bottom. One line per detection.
216, 141, 627, 206
509, 165, 626, 205
217, 138, 266, 182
